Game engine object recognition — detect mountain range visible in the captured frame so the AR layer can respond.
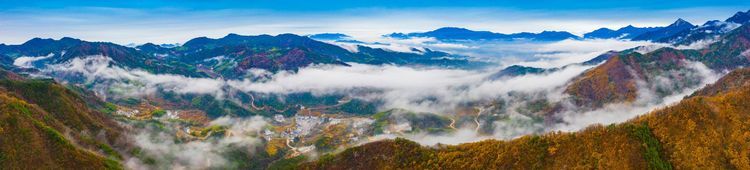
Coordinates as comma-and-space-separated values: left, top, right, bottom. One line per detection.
587, 10, 750, 44
489, 20, 750, 113
567, 23, 750, 108
384, 27, 580, 41
0, 33, 487, 80
658, 10, 750, 44
2, 8, 750, 170
631, 18, 696, 41
584, 25, 662, 39
377, 10, 750, 44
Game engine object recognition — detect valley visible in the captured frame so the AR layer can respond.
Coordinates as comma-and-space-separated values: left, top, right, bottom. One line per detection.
1, 5, 750, 169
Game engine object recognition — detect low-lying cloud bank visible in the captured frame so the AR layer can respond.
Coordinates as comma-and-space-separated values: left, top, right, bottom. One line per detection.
43, 53, 719, 129
552, 61, 721, 132
26, 44, 723, 158
43, 55, 593, 113
125, 116, 267, 169
230, 63, 594, 113
47, 56, 226, 99
384, 61, 723, 146
333, 38, 661, 68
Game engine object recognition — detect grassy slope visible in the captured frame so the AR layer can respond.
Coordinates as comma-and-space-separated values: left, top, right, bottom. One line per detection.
300, 68, 750, 169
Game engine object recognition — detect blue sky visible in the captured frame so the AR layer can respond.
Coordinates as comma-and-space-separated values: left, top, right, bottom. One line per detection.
3, 0, 748, 11
0, 0, 749, 44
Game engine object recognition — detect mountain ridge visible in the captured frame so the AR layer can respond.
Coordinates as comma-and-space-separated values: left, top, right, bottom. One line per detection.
384, 27, 580, 41
566, 23, 750, 108
631, 19, 696, 41
1, 33, 487, 79
584, 25, 663, 39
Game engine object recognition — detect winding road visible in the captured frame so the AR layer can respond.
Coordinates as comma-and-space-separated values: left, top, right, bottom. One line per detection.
474, 107, 485, 132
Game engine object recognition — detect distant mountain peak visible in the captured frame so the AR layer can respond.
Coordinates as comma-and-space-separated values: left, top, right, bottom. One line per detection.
540, 30, 565, 33
135, 43, 169, 51
593, 28, 615, 32
428, 27, 488, 34
584, 25, 662, 40
224, 33, 241, 38
385, 27, 578, 41
631, 18, 695, 42
488, 65, 547, 79
434, 27, 472, 31
276, 33, 303, 37
308, 33, 352, 41
59, 37, 80, 41
20, 37, 82, 47
22, 37, 55, 45
726, 10, 750, 24
670, 18, 693, 27
703, 20, 722, 26
141, 42, 158, 46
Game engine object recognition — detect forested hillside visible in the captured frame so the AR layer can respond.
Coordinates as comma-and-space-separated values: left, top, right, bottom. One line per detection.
301, 68, 750, 169
0, 70, 124, 169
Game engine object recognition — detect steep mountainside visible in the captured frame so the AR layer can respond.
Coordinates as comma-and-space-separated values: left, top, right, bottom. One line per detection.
0, 71, 124, 169
566, 23, 750, 108
300, 67, 750, 169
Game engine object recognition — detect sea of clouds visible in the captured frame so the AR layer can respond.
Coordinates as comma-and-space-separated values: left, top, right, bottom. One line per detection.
15, 37, 726, 168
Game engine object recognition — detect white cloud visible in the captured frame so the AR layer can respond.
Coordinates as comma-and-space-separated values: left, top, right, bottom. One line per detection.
228, 63, 482, 94
634, 38, 719, 54
26, 40, 726, 151
518, 39, 653, 67
551, 61, 721, 132
227, 63, 593, 113
126, 116, 267, 169
365, 61, 723, 147
371, 128, 492, 146
39, 54, 595, 114
45, 55, 226, 98
354, 37, 657, 68
12, 53, 54, 68
675, 38, 719, 50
